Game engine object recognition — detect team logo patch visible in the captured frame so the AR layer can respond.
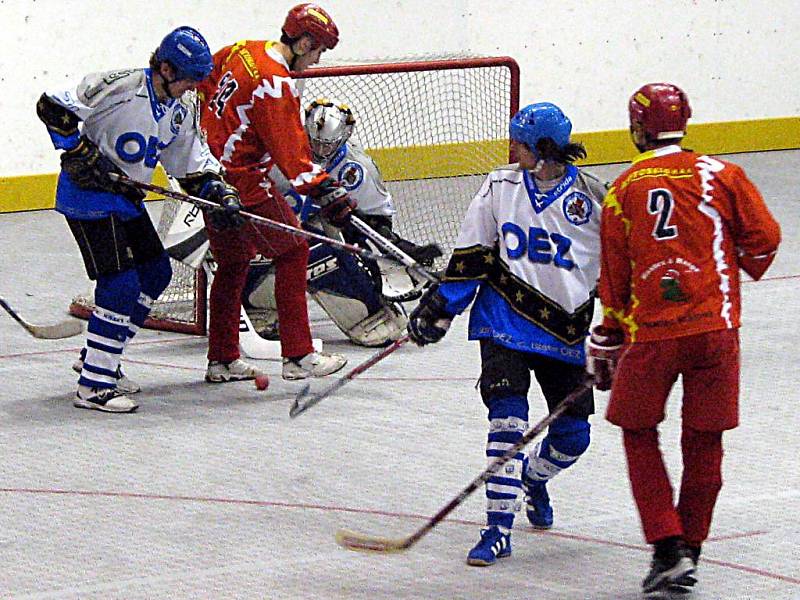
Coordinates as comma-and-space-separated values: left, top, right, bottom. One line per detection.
170, 104, 188, 135
339, 161, 364, 191
660, 269, 690, 302
562, 192, 592, 226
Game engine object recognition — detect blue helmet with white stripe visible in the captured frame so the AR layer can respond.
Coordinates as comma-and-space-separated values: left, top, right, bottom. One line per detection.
509, 102, 572, 150
155, 27, 213, 82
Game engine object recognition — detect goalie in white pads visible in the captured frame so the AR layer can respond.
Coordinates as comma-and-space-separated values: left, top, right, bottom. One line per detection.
37, 27, 235, 412
406, 103, 606, 565
243, 98, 441, 347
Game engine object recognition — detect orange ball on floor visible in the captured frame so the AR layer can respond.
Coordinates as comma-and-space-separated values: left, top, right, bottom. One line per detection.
255, 374, 270, 391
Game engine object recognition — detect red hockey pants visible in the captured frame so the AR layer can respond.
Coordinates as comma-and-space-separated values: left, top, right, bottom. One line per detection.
205, 176, 314, 361
606, 329, 739, 545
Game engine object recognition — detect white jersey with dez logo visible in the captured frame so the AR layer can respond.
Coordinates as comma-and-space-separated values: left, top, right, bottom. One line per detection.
456, 163, 604, 312
46, 68, 220, 184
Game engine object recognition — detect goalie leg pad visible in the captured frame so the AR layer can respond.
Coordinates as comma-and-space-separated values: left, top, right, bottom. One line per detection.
313, 293, 407, 347
307, 242, 406, 346
242, 259, 279, 338
306, 242, 382, 312
485, 396, 529, 529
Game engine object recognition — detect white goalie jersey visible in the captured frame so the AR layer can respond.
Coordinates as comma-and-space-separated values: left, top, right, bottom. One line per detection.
438, 162, 606, 362
326, 142, 394, 217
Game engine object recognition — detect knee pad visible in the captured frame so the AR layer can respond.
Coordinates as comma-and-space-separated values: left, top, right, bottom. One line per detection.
136, 252, 172, 299
95, 269, 140, 314
487, 395, 529, 423
526, 416, 590, 483
486, 395, 529, 469
308, 241, 403, 345
548, 415, 591, 457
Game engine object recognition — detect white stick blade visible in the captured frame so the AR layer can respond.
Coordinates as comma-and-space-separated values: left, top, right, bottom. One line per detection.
29, 319, 84, 339
335, 529, 410, 554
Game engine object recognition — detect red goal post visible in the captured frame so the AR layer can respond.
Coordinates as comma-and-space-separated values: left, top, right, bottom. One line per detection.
69, 55, 519, 335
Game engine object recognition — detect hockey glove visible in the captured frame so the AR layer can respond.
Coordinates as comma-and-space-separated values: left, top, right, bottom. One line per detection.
312, 179, 357, 227
60, 137, 145, 206
407, 283, 452, 346
200, 179, 245, 230
586, 325, 625, 391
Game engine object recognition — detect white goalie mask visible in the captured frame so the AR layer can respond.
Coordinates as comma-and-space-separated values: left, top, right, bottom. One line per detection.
304, 98, 356, 164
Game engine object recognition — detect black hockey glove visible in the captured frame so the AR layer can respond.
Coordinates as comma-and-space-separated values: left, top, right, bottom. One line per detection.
311, 179, 357, 227
347, 212, 443, 267
200, 179, 245, 230
398, 240, 443, 267
61, 137, 145, 206
407, 283, 452, 346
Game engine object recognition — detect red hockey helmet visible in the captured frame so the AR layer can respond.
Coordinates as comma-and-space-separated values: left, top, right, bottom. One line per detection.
628, 83, 692, 141
283, 3, 339, 50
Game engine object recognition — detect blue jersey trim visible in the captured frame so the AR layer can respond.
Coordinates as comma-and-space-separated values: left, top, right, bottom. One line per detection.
48, 130, 80, 151
326, 143, 348, 172
467, 286, 586, 364
145, 68, 172, 122
523, 164, 578, 214
439, 280, 480, 316
439, 278, 586, 364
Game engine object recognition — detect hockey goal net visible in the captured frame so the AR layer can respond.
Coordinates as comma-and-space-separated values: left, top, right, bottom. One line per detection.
70, 55, 519, 335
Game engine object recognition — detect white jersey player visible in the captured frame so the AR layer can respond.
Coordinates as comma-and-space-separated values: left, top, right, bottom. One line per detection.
37, 27, 239, 412
406, 103, 606, 565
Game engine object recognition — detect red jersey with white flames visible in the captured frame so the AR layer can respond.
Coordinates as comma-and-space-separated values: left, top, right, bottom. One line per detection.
599, 145, 780, 343
196, 40, 327, 206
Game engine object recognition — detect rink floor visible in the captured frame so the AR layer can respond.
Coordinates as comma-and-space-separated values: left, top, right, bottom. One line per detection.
0, 152, 798, 599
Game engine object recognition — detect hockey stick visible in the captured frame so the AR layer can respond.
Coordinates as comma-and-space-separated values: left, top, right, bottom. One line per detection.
238, 303, 323, 360
289, 334, 412, 418
349, 215, 439, 285
109, 174, 399, 266
0, 295, 83, 339
335, 376, 594, 553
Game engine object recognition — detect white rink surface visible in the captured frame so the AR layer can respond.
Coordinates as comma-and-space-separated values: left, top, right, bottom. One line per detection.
0, 152, 798, 599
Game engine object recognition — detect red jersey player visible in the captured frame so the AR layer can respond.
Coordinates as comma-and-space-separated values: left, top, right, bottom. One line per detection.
196, 4, 354, 382
588, 83, 781, 595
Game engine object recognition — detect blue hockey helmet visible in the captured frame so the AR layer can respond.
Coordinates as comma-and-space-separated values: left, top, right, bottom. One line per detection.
155, 26, 214, 82
509, 102, 572, 150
